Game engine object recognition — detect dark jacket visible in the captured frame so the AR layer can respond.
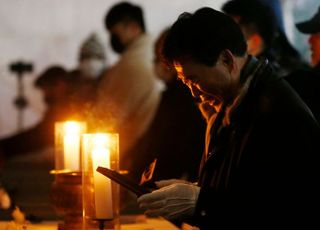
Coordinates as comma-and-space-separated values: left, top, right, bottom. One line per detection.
192, 56, 320, 229
127, 79, 206, 183
0, 101, 73, 157
285, 64, 320, 123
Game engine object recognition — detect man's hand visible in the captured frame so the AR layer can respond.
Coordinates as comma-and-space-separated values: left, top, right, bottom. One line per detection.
137, 181, 200, 221
155, 179, 195, 187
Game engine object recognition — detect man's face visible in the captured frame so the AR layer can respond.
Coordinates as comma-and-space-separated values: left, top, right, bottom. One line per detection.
79, 58, 105, 78
174, 58, 235, 107
108, 21, 133, 54
231, 15, 262, 56
308, 32, 320, 66
41, 82, 67, 106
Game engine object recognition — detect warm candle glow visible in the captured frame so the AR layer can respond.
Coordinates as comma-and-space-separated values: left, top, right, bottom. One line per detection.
82, 132, 119, 228
54, 121, 86, 171
63, 121, 81, 171
91, 133, 113, 219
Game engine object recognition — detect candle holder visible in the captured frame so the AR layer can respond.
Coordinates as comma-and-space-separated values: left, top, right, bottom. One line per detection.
51, 121, 86, 229
50, 171, 83, 230
82, 133, 120, 230
55, 121, 87, 171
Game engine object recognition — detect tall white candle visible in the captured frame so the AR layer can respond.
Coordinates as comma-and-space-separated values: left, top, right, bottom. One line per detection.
63, 121, 81, 171
92, 135, 113, 219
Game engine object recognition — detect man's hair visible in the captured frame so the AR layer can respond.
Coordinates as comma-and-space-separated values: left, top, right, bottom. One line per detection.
105, 1, 145, 32
79, 33, 105, 61
222, 0, 277, 49
155, 28, 169, 63
34, 66, 67, 88
162, 7, 247, 67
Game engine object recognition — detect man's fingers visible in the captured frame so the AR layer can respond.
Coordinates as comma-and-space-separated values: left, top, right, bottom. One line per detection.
137, 189, 167, 204
139, 199, 166, 210
155, 179, 188, 187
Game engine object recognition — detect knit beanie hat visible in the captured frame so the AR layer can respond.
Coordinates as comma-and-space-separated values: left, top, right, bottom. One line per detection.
79, 33, 106, 60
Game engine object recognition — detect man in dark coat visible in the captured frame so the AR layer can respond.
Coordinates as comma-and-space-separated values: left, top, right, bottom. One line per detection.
222, 0, 309, 77
137, 7, 320, 229
284, 6, 320, 123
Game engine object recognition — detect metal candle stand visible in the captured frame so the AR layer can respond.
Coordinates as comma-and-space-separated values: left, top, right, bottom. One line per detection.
50, 170, 83, 230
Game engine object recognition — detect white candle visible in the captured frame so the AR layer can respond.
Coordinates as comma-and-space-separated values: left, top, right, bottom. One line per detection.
92, 134, 113, 219
63, 121, 81, 171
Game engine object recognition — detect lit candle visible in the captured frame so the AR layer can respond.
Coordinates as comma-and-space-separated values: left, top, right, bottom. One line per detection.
92, 134, 113, 219
63, 121, 81, 171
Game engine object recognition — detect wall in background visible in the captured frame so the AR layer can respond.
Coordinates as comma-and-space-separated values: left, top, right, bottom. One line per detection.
282, 0, 319, 63
0, 0, 224, 138
0, 0, 318, 138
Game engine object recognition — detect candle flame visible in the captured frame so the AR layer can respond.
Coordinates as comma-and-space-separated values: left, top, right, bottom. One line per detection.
93, 133, 110, 149
64, 121, 81, 135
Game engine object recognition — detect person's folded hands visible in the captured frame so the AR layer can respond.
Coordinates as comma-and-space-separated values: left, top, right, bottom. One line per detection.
137, 181, 200, 221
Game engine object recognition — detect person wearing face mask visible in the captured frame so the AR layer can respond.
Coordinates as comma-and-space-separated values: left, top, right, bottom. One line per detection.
78, 33, 107, 79
93, 2, 163, 173
79, 58, 105, 79
66, 33, 108, 117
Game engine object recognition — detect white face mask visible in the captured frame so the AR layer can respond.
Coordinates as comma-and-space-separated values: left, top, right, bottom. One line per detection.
79, 59, 105, 78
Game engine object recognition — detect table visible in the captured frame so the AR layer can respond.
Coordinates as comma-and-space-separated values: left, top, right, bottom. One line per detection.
0, 216, 179, 230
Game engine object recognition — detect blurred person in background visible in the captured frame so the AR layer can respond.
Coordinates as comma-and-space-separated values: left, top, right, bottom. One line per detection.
284, 6, 320, 122
127, 28, 206, 183
257, 0, 310, 72
77, 33, 107, 80
222, 0, 309, 76
296, 7, 320, 69
222, 0, 319, 121
94, 1, 163, 172
67, 33, 109, 124
0, 66, 72, 160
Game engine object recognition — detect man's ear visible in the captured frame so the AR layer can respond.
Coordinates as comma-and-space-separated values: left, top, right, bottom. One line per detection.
218, 49, 235, 73
128, 21, 143, 35
247, 34, 263, 56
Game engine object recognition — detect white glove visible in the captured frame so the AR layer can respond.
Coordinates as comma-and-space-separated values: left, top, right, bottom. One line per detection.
137, 181, 200, 221
155, 179, 195, 187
